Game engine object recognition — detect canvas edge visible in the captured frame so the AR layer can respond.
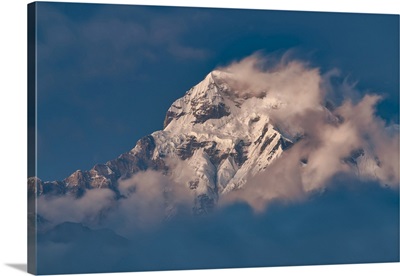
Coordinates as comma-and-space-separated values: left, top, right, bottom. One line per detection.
27, 2, 37, 275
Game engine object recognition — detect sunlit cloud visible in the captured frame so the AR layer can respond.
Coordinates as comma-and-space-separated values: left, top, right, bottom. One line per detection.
218, 53, 399, 211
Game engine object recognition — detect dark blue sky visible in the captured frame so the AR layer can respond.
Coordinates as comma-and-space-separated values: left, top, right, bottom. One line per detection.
35, 2, 399, 181
32, 4, 399, 273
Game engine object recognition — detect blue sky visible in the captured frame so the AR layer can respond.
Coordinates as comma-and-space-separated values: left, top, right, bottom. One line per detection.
32, 3, 399, 273
35, 2, 399, 181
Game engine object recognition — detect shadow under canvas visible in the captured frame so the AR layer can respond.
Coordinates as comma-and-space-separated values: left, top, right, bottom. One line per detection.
6, 263, 27, 273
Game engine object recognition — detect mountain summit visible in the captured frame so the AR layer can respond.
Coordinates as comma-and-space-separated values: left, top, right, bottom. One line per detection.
29, 69, 382, 215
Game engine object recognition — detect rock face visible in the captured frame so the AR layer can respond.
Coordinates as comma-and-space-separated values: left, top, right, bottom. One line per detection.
28, 69, 378, 214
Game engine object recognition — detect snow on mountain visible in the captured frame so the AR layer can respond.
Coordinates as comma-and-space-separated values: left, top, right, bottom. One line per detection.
28, 68, 385, 215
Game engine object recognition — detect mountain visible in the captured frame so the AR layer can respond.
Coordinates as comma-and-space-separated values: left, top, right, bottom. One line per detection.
37, 221, 129, 245
28, 69, 380, 215
36, 221, 131, 275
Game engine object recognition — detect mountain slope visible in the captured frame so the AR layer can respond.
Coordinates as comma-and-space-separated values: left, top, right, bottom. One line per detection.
28, 69, 382, 214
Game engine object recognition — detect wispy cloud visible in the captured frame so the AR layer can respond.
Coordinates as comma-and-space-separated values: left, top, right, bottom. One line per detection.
37, 4, 211, 82
106, 170, 192, 237
37, 189, 115, 226
38, 170, 193, 237
219, 53, 399, 211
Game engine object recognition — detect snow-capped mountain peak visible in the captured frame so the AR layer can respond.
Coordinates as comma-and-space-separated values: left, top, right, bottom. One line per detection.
29, 69, 384, 215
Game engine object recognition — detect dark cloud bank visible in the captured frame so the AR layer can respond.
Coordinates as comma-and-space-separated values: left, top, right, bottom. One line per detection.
37, 178, 398, 275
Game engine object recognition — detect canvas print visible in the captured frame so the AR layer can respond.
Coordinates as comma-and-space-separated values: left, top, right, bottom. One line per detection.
28, 2, 399, 275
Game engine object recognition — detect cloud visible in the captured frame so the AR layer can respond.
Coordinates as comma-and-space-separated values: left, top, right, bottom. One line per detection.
104, 170, 192, 237
37, 4, 210, 82
37, 189, 115, 226
218, 53, 322, 106
37, 169, 193, 238
37, 182, 399, 274
218, 53, 399, 211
